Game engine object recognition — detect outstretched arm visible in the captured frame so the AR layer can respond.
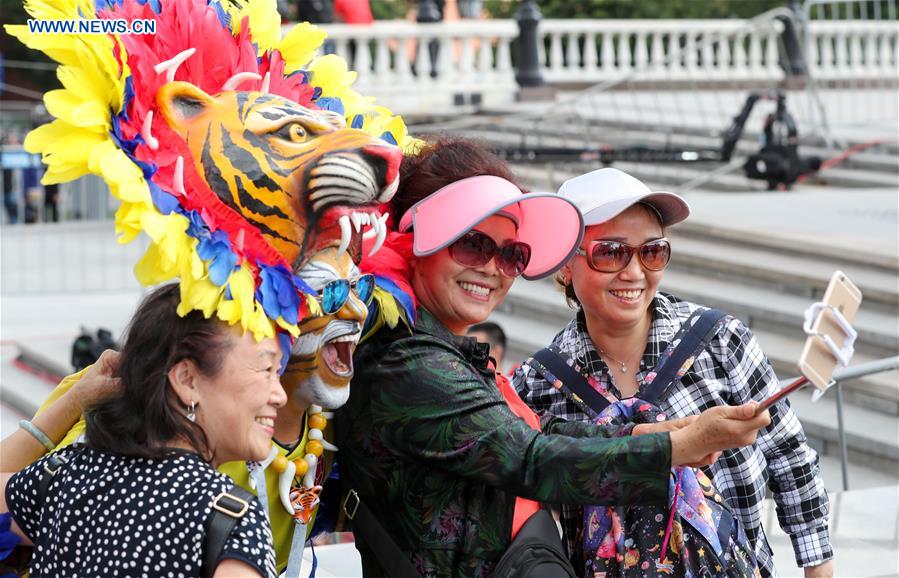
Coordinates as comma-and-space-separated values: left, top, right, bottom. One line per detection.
370, 335, 769, 506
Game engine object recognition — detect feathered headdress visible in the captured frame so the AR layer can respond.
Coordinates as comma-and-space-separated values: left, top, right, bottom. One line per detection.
6, 0, 417, 365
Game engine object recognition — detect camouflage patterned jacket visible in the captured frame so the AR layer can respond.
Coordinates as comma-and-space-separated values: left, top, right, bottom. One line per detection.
334, 307, 673, 578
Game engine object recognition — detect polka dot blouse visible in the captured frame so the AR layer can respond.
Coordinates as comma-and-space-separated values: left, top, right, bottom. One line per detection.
6, 445, 276, 578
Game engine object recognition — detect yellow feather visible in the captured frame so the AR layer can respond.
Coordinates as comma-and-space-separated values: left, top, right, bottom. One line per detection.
115, 202, 145, 244
278, 22, 327, 73
375, 288, 402, 329
276, 317, 301, 338
307, 54, 357, 97
225, 0, 281, 54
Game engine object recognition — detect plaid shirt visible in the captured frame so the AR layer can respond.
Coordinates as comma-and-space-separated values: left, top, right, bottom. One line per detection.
512, 292, 833, 577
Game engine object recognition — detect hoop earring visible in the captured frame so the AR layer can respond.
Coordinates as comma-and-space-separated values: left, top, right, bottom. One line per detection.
187, 401, 196, 422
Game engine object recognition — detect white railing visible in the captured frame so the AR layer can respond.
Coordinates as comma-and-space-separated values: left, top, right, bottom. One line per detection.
538, 19, 786, 83
313, 21, 518, 114
806, 20, 899, 79
304, 17, 896, 114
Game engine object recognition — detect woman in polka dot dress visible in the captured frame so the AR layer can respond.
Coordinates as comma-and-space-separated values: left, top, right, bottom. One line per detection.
1, 284, 284, 578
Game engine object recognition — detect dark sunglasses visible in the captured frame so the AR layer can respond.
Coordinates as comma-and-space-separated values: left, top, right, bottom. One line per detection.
576, 238, 671, 273
448, 231, 532, 278
316, 274, 376, 314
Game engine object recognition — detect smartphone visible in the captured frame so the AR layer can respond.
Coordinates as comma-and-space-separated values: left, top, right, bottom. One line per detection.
756, 271, 862, 415
797, 270, 862, 390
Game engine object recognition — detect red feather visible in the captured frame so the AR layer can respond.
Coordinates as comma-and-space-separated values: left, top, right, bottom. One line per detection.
361, 230, 418, 312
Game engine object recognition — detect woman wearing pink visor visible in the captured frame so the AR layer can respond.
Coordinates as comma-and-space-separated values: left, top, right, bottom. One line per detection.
333, 138, 770, 578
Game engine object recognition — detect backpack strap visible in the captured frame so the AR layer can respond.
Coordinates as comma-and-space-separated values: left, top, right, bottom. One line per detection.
341, 489, 420, 578
202, 485, 254, 578
529, 308, 726, 415
531, 346, 610, 417
641, 308, 727, 404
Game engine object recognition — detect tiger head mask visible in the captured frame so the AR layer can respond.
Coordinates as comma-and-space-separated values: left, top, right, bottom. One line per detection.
158, 81, 401, 270
283, 245, 367, 409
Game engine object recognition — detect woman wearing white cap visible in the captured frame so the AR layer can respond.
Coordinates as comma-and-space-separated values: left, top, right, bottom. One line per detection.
333, 140, 771, 578
513, 168, 832, 578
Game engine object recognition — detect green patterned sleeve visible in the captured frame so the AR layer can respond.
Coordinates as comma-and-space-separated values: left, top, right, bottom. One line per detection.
370, 334, 671, 507
542, 415, 637, 439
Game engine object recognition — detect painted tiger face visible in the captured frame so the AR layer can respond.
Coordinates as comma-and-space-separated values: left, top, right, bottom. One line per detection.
282, 245, 367, 410
157, 82, 401, 270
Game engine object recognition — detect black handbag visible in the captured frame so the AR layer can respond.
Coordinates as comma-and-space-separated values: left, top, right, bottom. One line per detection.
488, 509, 576, 578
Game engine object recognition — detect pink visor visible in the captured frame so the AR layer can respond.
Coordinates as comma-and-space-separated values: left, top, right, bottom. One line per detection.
398, 175, 584, 280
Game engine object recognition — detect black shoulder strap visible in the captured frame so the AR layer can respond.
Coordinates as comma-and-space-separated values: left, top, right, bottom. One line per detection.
202, 485, 255, 578
37, 453, 69, 502
341, 489, 420, 578
532, 346, 610, 417
529, 308, 727, 414
641, 308, 727, 403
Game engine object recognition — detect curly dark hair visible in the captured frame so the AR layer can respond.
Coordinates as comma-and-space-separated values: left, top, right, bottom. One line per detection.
388, 135, 525, 224
84, 283, 235, 460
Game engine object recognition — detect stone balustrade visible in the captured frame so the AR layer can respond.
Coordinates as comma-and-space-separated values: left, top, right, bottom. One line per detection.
288, 17, 898, 114
314, 20, 518, 114
538, 19, 785, 83
806, 20, 899, 79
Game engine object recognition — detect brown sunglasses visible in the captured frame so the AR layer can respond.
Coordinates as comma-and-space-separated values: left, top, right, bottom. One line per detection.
576, 238, 671, 273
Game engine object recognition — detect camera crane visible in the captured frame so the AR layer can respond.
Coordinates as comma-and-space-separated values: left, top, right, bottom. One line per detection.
495, 90, 821, 190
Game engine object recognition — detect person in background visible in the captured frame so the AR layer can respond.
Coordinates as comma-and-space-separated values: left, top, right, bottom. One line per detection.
514, 168, 832, 578
2, 132, 22, 225
43, 182, 59, 222
468, 321, 507, 375
297, 0, 335, 53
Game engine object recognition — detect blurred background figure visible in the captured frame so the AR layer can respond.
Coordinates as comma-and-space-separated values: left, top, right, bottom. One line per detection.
468, 321, 507, 375
334, 0, 373, 24
2, 132, 23, 225
42, 183, 58, 223
297, 0, 336, 53
456, 0, 482, 19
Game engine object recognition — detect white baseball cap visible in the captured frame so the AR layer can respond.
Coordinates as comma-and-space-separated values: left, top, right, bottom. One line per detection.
557, 168, 690, 227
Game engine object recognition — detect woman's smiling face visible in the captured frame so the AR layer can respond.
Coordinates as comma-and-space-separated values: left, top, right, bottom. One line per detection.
412, 215, 517, 335
566, 204, 666, 331
192, 329, 287, 467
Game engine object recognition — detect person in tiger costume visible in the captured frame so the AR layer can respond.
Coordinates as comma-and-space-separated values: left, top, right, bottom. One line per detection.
2, 0, 416, 574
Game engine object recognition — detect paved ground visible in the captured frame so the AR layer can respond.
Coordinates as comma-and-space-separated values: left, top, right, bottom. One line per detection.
683, 188, 898, 264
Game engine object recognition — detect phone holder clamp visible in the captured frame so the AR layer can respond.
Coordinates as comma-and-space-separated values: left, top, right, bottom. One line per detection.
802, 302, 857, 368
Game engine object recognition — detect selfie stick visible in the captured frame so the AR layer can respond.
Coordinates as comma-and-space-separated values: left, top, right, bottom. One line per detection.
754, 375, 809, 416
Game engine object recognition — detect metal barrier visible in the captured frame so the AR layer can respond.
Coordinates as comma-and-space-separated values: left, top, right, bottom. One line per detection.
1, 219, 148, 294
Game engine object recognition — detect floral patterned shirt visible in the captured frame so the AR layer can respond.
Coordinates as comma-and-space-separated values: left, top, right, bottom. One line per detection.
334, 307, 673, 578
513, 292, 832, 577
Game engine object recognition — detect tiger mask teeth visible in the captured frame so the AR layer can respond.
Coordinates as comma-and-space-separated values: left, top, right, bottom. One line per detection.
336, 210, 384, 258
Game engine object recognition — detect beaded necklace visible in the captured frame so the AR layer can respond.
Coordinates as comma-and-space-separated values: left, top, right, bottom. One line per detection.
246, 404, 337, 575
